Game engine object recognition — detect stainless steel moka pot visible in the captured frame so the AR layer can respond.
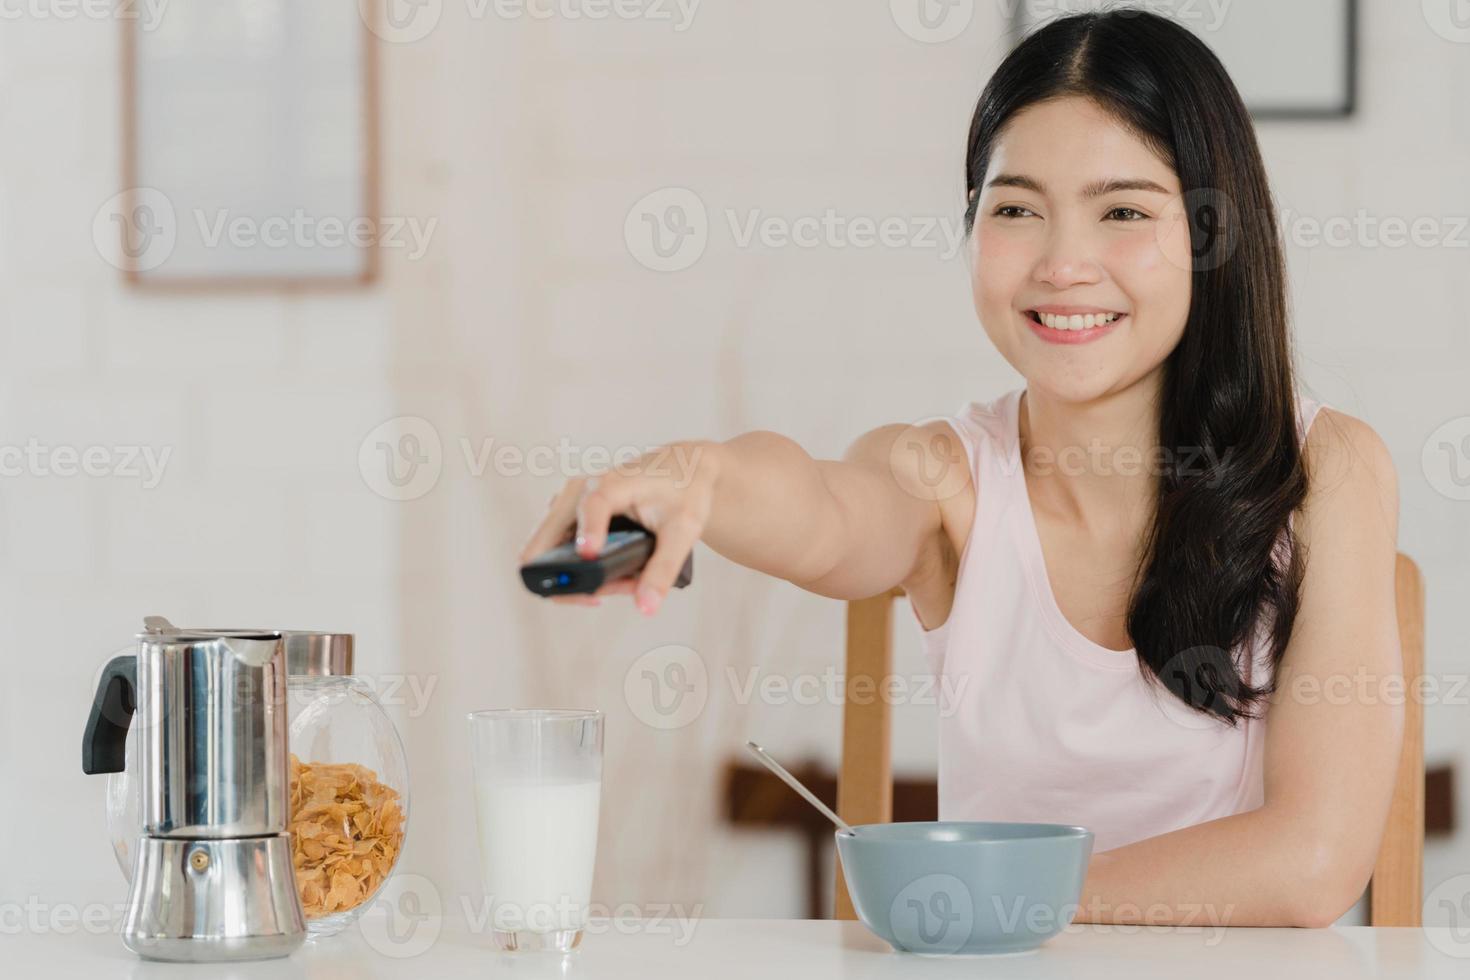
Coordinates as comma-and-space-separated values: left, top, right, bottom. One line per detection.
82, 622, 306, 961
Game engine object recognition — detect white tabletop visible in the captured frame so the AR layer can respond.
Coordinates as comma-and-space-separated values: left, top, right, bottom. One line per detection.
13, 916, 1469, 979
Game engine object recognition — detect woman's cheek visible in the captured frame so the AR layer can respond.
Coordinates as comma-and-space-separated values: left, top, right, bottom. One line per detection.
1106, 229, 1189, 299
1103, 227, 1167, 272
1105, 228, 1191, 356
970, 227, 1026, 352
971, 224, 1031, 299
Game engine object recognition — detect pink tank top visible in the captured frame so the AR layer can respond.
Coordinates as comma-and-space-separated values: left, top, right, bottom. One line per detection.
912, 387, 1324, 853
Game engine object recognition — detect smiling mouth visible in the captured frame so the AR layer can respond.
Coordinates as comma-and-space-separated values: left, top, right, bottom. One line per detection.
1024, 310, 1126, 331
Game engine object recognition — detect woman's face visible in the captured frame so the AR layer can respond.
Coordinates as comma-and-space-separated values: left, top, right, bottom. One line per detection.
970, 96, 1193, 404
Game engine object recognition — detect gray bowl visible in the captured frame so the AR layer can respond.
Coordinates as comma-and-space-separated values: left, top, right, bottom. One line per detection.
836, 821, 1093, 956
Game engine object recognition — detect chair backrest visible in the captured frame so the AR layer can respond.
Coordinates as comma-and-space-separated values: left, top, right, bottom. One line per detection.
1373, 553, 1425, 925
833, 554, 1426, 926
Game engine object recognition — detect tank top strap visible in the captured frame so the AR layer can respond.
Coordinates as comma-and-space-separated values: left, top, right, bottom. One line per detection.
905, 389, 1027, 646
1285, 392, 1329, 531
1296, 392, 1327, 443
914, 388, 1027, 552
1243, 390, 1330, 688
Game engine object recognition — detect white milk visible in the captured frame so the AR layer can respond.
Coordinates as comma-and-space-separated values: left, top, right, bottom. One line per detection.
473, 776, 601, 933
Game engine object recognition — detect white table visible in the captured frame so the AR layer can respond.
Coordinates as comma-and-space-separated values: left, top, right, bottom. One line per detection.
12, 916, 1469, 978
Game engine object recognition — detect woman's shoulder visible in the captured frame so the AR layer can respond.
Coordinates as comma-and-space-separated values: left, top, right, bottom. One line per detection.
1304, 408, 1396, 491
873, 389, 1020, 484
1300, 406, 1399, 540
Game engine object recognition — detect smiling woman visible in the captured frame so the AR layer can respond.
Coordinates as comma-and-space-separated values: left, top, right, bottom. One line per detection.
964, 12, 1304, 729
520, 9, 1403, 930
932, 11, 1399, 927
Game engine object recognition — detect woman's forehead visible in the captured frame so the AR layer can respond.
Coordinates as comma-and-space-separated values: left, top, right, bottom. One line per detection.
985, 98, 1180, 195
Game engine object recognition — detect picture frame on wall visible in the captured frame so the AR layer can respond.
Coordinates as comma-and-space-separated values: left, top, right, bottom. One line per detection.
1012, 0, 1356, 119
117, 5, 379, 287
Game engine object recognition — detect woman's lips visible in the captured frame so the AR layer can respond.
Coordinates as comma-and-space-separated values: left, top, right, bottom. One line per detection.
1023, 309, 1125, 346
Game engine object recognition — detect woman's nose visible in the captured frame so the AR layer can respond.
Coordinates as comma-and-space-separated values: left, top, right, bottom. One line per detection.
1031, 229, 1103, 288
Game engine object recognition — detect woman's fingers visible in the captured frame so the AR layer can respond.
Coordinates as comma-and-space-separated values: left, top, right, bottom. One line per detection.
633, 511, 702, 615
518, 478, 585, 563
575, 474, 639, 559
592, 578, 639, 597
523, 448, 708, 613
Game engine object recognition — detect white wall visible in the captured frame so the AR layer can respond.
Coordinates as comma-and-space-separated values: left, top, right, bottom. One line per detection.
0, 7, 400, 912
2, 0, 1467, 931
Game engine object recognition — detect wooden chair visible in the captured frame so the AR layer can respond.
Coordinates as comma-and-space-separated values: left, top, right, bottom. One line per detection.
833, 554, 1427, 926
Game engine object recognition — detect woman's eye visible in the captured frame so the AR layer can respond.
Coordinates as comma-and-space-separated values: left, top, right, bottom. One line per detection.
1106, 207, 1148, 221
994, 205, 1036, 219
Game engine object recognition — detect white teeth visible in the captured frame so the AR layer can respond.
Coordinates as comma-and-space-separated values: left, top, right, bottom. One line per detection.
1037, 311, 1121, 330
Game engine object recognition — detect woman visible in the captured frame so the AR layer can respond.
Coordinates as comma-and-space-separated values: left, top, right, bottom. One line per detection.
520, 10, 1402, 927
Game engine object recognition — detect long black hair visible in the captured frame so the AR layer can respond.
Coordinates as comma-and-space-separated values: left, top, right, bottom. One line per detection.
963, 9, 1308, 726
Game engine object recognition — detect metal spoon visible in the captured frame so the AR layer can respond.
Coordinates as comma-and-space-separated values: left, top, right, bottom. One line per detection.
744, 741, 856, 836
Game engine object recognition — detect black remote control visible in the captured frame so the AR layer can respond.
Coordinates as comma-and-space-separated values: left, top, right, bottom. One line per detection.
520, 515, 693, 596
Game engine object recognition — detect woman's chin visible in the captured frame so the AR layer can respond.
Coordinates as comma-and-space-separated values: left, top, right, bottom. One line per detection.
1017, 369, 1125, 407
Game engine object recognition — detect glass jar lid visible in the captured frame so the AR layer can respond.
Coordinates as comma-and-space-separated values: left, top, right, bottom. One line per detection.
141, 617, 354, 676
284, 632, 354, 676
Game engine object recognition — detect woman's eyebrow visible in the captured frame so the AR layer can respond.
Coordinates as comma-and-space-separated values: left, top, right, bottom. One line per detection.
985, 173, 1046, 193
984, 173, 1172, 198
1081, 176, 1171, 197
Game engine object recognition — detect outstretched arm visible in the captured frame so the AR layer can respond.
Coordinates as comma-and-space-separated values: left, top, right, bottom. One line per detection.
518, 420, 968, 613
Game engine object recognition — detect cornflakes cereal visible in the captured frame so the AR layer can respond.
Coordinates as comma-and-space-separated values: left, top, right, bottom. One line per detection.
288, 753, 405, 919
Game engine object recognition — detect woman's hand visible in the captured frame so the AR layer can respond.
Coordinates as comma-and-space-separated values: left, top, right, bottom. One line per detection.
517, 442, 720, 615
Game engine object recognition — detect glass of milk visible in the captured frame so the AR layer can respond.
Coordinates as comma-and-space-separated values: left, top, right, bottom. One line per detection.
468, 708, 603, 952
